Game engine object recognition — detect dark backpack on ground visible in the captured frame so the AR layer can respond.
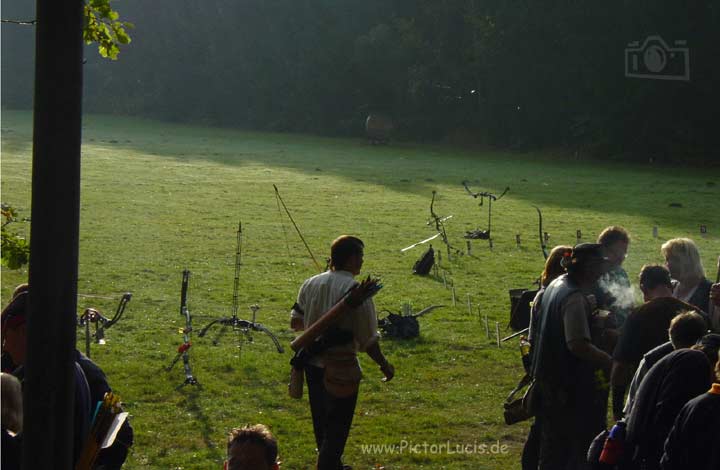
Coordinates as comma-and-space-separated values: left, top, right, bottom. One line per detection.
413, 246, 434, 275
379, 313, 420, 339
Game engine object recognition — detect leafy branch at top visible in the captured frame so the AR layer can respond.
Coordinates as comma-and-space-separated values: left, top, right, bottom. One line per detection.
84, 0, 133, 60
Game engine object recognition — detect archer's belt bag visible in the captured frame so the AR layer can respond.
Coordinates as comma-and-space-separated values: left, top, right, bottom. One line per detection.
322, 353, 362, 398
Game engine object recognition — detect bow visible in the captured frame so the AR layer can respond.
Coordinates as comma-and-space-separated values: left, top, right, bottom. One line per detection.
274, 184, 323, 272
428, 190, 462, 256
197, 221, 284, 353
461, 181, 509, 240
77, 292, 132, 358
166, 269, 198, 386
198, 305, 285, 354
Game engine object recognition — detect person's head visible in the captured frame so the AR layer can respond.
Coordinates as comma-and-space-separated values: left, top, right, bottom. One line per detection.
661, 238, 705, 284
668, 310, 708, 349
691, 334, 720, 368
597, 226, 630, 267
330, 235, 364, 275
639, 264, 673, 301
564, 243, 610, 286
1, 290, 29, 366
1, 372, 23, 434
541, 245, 572, 287
225, 424, 279, 470
12, 283, 28, 299
715, 351, 720, 383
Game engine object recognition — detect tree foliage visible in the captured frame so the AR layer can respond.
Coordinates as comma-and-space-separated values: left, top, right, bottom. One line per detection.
4, 0, 718, 161
1, 204, 30, 270
83, 0, 133, 60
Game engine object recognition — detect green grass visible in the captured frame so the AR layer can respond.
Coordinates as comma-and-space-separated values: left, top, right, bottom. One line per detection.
1, 109, 718, 469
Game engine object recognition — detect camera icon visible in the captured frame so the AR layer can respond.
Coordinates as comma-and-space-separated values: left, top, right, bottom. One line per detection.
625, 35, 689, 81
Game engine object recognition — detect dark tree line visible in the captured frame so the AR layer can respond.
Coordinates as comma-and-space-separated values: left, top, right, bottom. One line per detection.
3, 0, 718, 161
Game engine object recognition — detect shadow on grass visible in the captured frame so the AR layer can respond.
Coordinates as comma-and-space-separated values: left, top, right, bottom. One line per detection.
177, 384, 222, 456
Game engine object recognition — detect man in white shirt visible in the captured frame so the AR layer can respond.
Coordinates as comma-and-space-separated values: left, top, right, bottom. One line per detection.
290, 235, 394, 470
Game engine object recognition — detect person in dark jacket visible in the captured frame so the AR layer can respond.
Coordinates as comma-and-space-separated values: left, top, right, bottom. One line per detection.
625, 349, 712, 470
522, 245, 572, 470
660, 351, 720, 470
610, 264, 701, 420
531, 243, 612, 470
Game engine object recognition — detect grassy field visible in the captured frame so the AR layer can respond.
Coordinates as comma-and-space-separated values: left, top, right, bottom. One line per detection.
1, 109, 719, 469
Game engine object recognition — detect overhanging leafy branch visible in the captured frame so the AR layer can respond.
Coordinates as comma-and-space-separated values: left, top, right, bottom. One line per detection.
84, 0, 133, 60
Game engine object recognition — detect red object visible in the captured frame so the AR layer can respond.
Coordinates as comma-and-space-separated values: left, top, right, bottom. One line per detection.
599, 435, 624, 464
177, 342, 191, 353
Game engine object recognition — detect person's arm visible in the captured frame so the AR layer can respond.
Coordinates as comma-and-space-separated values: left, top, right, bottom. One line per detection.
290, 317, 304, 332
610, 361, 636, 420
564, 292, 612, 368
355, 299, 393, 381
290, 283, 307, 332
365, 340, 394, 381
566, 339, 612, 369
710, 283, 720, 332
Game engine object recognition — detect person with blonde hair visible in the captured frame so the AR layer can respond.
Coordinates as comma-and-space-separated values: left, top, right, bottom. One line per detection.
661, 238, 712, 315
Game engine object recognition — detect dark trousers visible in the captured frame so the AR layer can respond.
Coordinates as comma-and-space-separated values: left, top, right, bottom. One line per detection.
306, 365, 358, 470
522, 419, 541, 470
537, 382, 607, 470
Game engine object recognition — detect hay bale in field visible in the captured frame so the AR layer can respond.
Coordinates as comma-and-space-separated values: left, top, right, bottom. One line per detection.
365, 114, 394, 145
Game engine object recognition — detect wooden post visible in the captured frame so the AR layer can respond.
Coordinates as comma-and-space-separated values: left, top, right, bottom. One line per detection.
23, 0, 84, 468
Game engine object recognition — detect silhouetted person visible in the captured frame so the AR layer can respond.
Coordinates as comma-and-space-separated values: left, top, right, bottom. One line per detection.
624, 311, 708, 417
523, 244, 571, 470
625, 348, 712, 470
661, 350, 720, 470
610, 265, 701, 420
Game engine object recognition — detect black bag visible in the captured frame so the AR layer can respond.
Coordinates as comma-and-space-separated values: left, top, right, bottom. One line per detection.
379, 313, 420, 338
413, 246, 435, 275
503, 374, 536, 425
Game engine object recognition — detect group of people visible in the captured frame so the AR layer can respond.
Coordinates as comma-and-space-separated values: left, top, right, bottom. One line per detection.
523, 227, 720, 470
3, 229, 717, 470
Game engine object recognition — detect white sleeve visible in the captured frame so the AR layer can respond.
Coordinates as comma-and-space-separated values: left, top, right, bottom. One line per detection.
353, 298, 380, 352
290, 281, 307, 320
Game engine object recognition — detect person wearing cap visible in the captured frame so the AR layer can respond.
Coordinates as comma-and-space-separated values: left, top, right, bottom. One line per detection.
595, 226, 633, 328
1, 289, 94, 467
530, 243, 612, 470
